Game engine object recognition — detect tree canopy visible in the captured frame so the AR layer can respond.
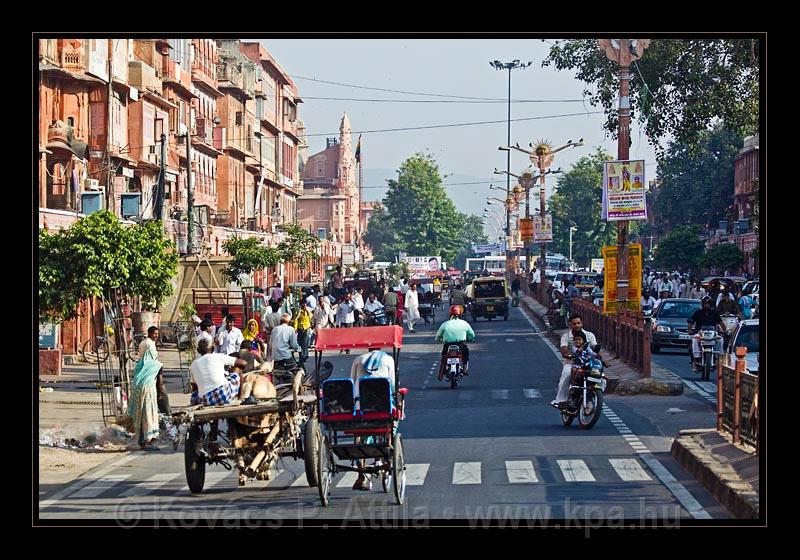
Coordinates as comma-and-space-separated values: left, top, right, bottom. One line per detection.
652, 225, 706, 273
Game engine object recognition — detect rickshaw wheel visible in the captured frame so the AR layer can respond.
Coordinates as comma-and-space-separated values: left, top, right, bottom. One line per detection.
381, 468, 391, 493
303, 417, 320, 487
317, 435, 333, 507
184, 424, 206, 494
392, 434, 407, 505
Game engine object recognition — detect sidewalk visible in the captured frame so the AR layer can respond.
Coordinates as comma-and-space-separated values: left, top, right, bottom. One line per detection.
671, 429, 759, 519
38, 349, 190, 488
518, 294, 683, 396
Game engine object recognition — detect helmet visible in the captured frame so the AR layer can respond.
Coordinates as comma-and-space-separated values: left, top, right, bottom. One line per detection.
449, 305, 464, 317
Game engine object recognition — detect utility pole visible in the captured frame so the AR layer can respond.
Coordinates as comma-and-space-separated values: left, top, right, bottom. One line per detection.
155, 133, 166, 220
105, 50, 114, 214
185, 132, 194, 256
599, 39, 650, 317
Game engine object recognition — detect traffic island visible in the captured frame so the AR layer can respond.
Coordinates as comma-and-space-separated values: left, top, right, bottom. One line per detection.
671, 429, 759, 519
518, 294, 683, 396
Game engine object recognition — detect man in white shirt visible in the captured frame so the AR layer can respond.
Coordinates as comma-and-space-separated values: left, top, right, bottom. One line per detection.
197, 320, 215, 350
189, 338, 247, 406
216, 314, 244, 355
364, 293, 384, 314
551, 314, 598, 408
352, 287, 366, 326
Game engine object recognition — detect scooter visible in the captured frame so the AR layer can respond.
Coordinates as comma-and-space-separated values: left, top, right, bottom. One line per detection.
365, 308, 389, 326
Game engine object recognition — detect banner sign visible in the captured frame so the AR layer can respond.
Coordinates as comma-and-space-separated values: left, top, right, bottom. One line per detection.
532, 215, 553, 243
402, 256, 443, 278
590, 258, 604, 274
603, 160, 647, 221
520, 218, 534, 241
602, 243, 642, 313
472, 243, 503, 254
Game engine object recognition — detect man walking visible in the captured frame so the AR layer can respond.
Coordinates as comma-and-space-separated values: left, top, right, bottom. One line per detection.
404, 283, 421, 333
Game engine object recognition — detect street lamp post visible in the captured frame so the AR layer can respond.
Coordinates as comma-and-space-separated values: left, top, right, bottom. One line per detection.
569, 225, 578, 262
491, 59, 532, 275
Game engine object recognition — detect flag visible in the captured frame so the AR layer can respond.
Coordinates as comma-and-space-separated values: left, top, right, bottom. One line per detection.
354, 134, 362, 164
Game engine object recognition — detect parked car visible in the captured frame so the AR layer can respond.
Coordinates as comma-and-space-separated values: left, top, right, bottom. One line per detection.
650, 298, 703, 354
725, 319, 759, 374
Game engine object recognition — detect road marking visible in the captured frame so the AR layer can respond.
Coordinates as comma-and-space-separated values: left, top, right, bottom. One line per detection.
452, 462, 482, 485
557, 459, 595, 482
406, 463, 430, 486
71, 474, 131, 499
491, 390, 509, 400
523, 389, 542, 399
697, 381, 717, 393
505, 461, 539, 483
337, 472, 360, 488
505, 338, 515, 342
609, 458, 652, 481
637, 452, 713, 520
458, 391, 475, 401
290, 473, 308, 487
120, 473, 183, 497
623, 435, 640, 441
516, 306, 540, 332
683, 380, 706, 394
39, 453, 138, 509
617, 428, 633, 434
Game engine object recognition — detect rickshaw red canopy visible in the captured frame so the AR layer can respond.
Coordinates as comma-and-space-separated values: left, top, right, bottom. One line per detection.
314, 326, 404, 351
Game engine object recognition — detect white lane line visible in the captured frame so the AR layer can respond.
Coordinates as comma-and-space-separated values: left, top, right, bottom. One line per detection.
71, 474, 131, 499
617, 428, 633, 434
452, 462, 482, 485
200, 471, 236, 490
523, 389, 542, 399
683, 380, 708, 395
517, 306, 540, 332
697, 381, 717, 393
406, 464, 430, 486
609, 458, 652, 482
337, 472, 359, 488
638, 453, 713, 519
623, 435, 640, 441
120, 473, 183, 498
491, 390, 509, 400
506, 461, 539, 483
557, 460, 596, 482
39, 453, 138, 509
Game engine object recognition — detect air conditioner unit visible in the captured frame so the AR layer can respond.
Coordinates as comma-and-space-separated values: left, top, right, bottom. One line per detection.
120, 193, 142, 219
81, 191, 104, 215
84, 178, 100, 190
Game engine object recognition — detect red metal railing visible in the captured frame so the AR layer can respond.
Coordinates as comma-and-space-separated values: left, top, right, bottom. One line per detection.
570, 298, 652, 377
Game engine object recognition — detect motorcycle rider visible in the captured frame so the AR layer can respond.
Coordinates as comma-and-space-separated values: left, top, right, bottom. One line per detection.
687, 296, 726, 372
435, 305, 475, 379
640, 289, 657, 314
551, 314, 598, 410
717, 289, 741, 318
364, 292, 385, 324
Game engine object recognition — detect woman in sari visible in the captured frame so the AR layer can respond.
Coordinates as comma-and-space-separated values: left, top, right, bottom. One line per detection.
242, 318, 265, 356
129, 328, 163, 451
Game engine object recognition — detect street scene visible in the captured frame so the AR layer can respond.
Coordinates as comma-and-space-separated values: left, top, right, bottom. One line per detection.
37, 35, 762, 528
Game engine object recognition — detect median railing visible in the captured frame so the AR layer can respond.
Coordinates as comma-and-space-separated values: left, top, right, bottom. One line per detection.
718, 347, 759, 452
571, 298, 652, 377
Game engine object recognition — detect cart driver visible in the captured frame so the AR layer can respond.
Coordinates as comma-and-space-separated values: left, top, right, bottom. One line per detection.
349, 347, 396, 492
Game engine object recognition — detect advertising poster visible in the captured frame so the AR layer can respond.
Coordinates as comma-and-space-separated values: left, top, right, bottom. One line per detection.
602, 244, 642, 313
603, 160, 647, 221
591, 258, 604, 274
520, 218, 534, 241
402, 256, 443, 278
532, 215, 553, 243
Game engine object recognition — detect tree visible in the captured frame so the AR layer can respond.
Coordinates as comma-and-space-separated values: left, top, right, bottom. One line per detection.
39, 211, 179, 322
652, 125, 742, 234
221, 237, 280, 285
542, 39, 759, 154
548, 148, 618, 267
452, 213, 489, 270
702, 243, 745, 273
276, 223, 322, 269
363, 203, 402, 262
652, 225, 706, 273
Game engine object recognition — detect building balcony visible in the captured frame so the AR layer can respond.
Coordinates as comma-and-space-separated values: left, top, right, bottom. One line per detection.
162, 59, 196, 98
128, 60, 162, 93
60, 45, 83, 70
283, 117, 299, 140
217, 59, 253, 99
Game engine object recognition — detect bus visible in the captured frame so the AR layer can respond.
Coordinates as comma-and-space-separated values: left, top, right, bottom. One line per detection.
466, 253, 567, 274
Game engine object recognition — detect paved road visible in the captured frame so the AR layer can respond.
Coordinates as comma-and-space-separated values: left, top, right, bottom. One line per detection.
653, 348, 720, 409
39, 307, 730, 523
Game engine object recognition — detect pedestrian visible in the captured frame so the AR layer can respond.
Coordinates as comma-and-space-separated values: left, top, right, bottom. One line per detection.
214, 307, 229, 347
395, 289, 405, 326
293, 302, 313, 367
352, 287, 366, 326
242, 318, 265, 356
129, 326, 165, 450
530, 266, 541, 296
404, 283, 421, 333
269, 313, 302, 365
400, 278, 410, 295
230, 339, 266, 372
202, 313, 216, 338
737, 289, 754, 320
215, 314, 244, 355
269, 282, 284, 306
313, 295, 335, 330
197, 319, 215, 351
331, 266, 345, 300
383, 286, 399, 326
688, 281, 704, 300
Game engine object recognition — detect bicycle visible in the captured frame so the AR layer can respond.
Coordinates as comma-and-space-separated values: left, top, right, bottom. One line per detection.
81, 332, 115, 364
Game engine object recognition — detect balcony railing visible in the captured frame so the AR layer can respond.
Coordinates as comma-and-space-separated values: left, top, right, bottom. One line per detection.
191, 52, 216, 83
61, 46, 83, 70
216, 59, 245, 93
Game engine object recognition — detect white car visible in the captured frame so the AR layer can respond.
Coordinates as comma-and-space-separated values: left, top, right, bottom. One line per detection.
725, 319, 759, 374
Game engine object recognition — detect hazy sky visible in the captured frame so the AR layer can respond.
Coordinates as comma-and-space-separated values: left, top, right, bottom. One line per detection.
260, 38, 659, 235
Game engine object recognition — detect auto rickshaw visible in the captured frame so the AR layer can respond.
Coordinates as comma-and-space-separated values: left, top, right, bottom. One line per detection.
465, 276, 510, 321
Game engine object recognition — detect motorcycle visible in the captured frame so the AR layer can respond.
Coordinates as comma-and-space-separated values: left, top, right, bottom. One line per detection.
642, 305, 653, 324
697, 327, 721, 382
720, 313, 739, 348
365, 308, 389, 326
559, 346, 607, 429
438, 343, 465, 389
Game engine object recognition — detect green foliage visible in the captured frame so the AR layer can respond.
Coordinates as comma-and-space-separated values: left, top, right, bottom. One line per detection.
452, 213, 489, 270
542, 39, 759, 154
653, 125, 742, 234
38, 211, 179, 322
548, 148, 617, 267
277, 223, 322, 269
221, 237, 280, 285
702, 243, 745, 272
387, 261, 409, 285
364, 153, 485, 265
652, 225, 706, 273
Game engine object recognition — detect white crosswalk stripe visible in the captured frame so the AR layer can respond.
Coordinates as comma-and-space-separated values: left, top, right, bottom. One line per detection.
406, 464, 430, 486
120, 473, 183, 497
491, 390, 509, 400
337, 472, 359, 488
523, 389, 542, 399
697, 381, 718, 393
290, 473, 309, 487
201, 471, 236, 489
557, 460, 595, 482
71, 474, 131, 498
452, 462, 482, 484
609, 459, 652, 481
505, 461, 538, 483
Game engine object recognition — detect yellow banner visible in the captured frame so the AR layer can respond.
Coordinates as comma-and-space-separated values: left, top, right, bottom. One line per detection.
602, 243, 642, 313
520, 218, 534, 241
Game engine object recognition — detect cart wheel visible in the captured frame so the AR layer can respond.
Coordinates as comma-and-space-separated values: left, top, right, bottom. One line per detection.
184, 424, 206, 494
392, 434, 406, 505
317, 435, 334, 507
304, 417, 320, 488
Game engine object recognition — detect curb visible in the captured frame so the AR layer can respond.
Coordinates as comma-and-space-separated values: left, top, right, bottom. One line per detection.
671, 432, 759, 519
